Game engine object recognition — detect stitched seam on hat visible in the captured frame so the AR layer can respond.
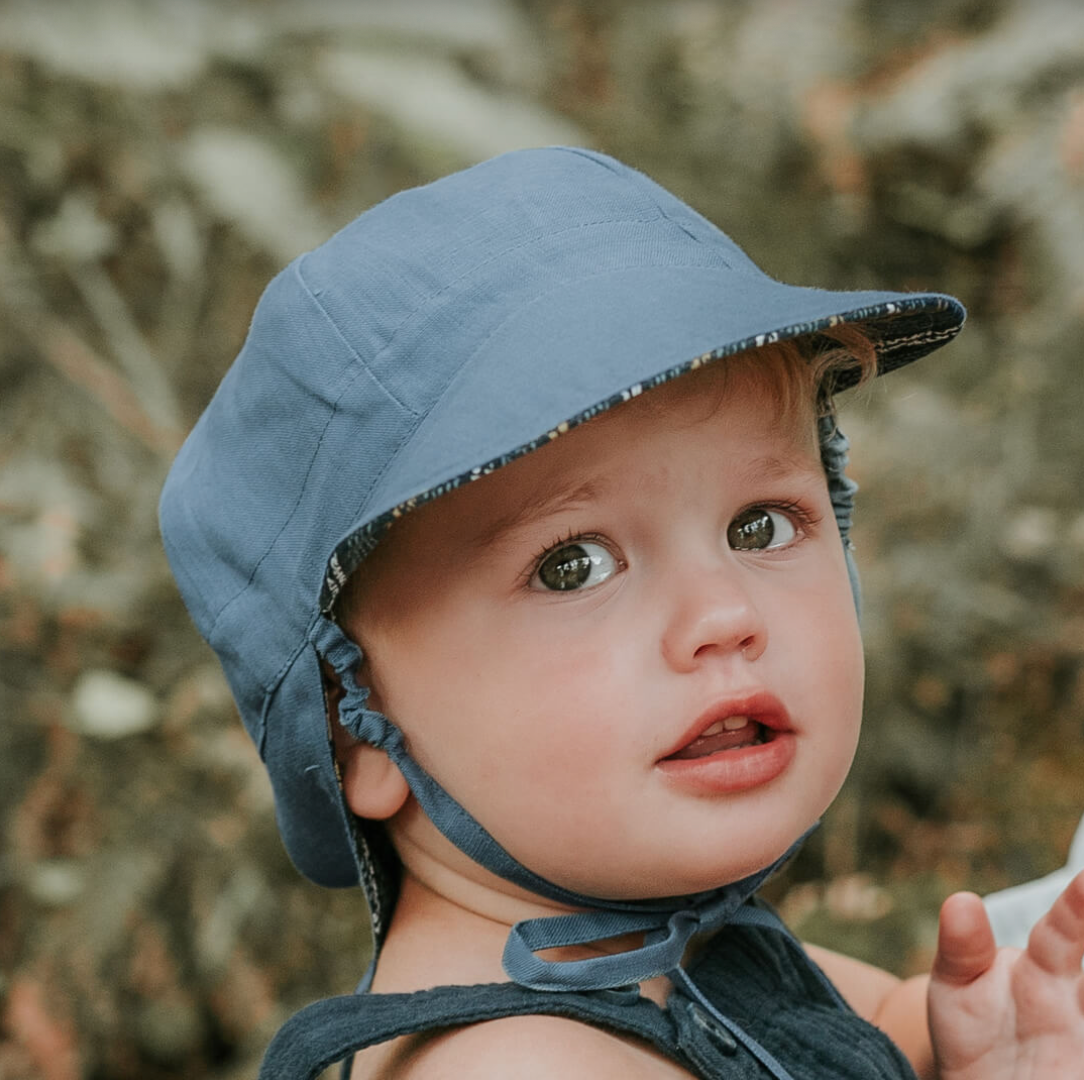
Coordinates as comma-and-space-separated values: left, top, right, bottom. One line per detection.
561, 147, 736, 261
298, 255, 422, 417
256, 655, 285, 758
204, 351, 374, 642
262, 636, 314, 753
415, 257, 741, 424
358, 214, 669, 381
205, 270, 420, 643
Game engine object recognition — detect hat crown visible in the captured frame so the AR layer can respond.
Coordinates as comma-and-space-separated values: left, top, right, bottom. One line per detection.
296, 147, 762, 416
159, 147, 964, 890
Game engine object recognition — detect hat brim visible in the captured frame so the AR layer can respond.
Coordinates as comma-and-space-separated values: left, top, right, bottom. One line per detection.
322, 265, 963, 610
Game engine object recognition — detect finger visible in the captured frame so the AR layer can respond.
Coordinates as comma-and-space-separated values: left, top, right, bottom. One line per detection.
1026, 868, 1084, 977
932, 891, 997, 986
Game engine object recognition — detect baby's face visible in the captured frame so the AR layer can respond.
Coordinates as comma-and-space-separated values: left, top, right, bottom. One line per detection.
347, 362, 865, 900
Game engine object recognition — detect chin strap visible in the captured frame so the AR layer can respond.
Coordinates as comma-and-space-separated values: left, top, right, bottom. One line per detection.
318, 613, 810, 975
498, 845, 803, 991
819, 415, 861, 614
318, 615, 821, 1080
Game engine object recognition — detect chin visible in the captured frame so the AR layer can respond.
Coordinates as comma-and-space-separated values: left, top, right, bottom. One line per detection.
664, 835, 811, 898
595, 855, 792, 903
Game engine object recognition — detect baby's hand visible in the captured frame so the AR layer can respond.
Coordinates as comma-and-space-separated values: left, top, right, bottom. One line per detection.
928, 870, 1084, 1078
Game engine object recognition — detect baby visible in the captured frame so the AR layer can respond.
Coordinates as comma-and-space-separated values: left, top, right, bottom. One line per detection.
160, 147, 1084, 1079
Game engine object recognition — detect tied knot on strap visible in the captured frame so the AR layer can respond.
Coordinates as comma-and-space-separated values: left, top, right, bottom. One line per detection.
500, 853, 793, 992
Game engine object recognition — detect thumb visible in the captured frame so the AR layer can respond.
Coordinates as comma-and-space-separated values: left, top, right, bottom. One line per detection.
932, 891, 999, 986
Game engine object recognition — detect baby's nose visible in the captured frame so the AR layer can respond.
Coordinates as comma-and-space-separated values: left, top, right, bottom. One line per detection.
660, 563, 767, 672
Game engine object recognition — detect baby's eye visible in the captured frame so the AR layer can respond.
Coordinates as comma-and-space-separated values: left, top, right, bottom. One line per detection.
727, 507, 798, 552
531, 540, 620, 592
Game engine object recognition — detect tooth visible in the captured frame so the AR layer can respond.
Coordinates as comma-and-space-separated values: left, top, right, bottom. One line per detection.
722, 716, 751, 731
701, 721, 724, 737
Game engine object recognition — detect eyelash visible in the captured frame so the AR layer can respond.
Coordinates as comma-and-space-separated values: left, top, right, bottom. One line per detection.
522, 499, 820, 585
522, 529, 617, 586
741, 500, 822, 542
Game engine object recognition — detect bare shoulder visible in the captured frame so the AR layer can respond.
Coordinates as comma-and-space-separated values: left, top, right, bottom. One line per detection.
368, 1013, 693, 1080
802, 942, 900, 1021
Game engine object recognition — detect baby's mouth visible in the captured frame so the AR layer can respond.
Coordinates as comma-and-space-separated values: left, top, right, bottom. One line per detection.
664, 716, 768, 760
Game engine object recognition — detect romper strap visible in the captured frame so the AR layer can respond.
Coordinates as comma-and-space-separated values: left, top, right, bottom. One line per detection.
728, 901, 849, 1009
258, 982, 685, 1080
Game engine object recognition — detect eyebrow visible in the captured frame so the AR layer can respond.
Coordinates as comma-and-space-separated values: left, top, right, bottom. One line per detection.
744, 453, 823, 484
467, 478, 606, 553
462, 447, 822, 557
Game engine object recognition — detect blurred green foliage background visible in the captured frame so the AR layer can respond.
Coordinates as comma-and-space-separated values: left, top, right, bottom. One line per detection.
1, 2, 1082, 1076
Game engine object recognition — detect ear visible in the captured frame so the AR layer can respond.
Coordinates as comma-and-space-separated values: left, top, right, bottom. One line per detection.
322, 660, 411, 821
337, 739, 411, 821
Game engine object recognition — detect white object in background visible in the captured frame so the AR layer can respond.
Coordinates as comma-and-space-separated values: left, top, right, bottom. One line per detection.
984, 814, 1084, 949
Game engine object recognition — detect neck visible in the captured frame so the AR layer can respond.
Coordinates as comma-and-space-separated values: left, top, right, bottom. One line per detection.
369, 870, 676, 1005
366, 801, 808, 998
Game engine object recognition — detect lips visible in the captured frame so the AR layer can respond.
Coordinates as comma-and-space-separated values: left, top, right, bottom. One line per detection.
655, 692, 796, 795
659, 692, 791, 762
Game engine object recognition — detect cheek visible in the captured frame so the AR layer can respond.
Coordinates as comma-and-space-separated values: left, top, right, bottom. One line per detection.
482, 622, 636, 757
821, 607, 865, 725
375, 603, 638, 783
810, 586, 865, 766
767, 562, 864, 712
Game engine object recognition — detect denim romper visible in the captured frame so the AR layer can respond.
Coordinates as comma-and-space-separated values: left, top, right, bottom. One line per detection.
259, 906, 918, 1079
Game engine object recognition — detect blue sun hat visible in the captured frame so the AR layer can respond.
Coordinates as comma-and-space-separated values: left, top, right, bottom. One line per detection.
160, 147, 964, 991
